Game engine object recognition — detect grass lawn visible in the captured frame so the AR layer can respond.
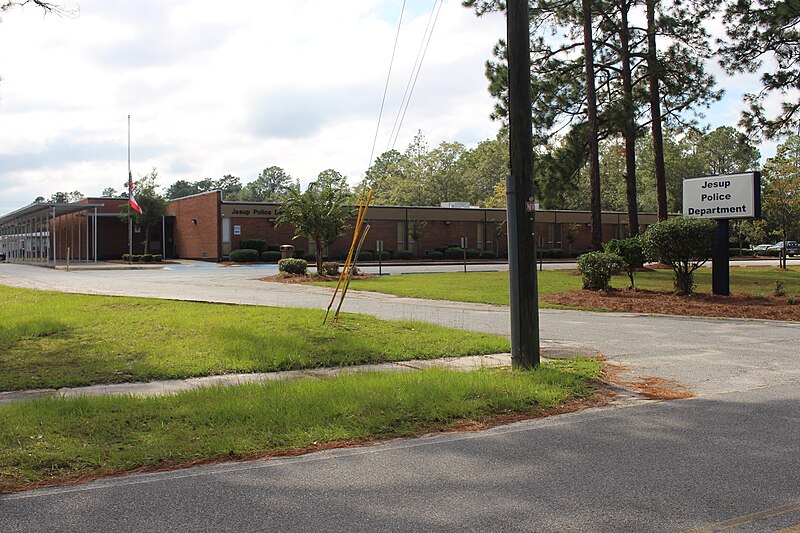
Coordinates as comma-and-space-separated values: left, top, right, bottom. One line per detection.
0, 286, 509, 391
0, 359, 601, 492
312, 267, 800, 306
312, 270, 580, 306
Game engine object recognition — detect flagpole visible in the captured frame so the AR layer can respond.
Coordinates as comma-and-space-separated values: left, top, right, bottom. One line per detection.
128, 114, 132, 260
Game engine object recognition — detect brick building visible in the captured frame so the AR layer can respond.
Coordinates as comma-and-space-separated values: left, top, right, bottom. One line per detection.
0, 190, 661, 262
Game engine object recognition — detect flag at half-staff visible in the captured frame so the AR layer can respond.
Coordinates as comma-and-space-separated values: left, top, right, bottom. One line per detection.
128, 170, 142, 214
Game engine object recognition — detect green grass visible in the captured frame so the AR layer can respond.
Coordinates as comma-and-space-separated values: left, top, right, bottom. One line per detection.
312, 270, 581, 306
313, 267, 800, 306
0, 286, 509, 391
617, 266, 800, 295
0, 359, 601, 492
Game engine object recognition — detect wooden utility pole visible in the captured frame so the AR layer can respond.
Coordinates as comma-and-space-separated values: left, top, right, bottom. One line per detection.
506, 0, 540, 369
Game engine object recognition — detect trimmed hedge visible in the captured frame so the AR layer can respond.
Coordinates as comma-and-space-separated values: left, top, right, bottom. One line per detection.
539, 248, 566, 259
445, 247, 464, 260
427, 251, 444, 260
293, 249, 305, 259
122, 254, 163, 263
239, 238, 266, 253
279, 258, 308, 275
320, 261, 340, 276
230, 249, 260, 262
358, 250, 374, 261
261, 250, 282, 262
397, 250, 415, 260
481, 250, 497, 259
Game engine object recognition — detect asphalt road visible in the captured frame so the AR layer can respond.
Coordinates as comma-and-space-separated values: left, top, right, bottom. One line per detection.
1, 263, 799, 531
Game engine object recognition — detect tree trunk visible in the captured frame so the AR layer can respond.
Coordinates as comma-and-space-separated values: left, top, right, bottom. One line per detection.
647, 0, 668, 221
619, 3, 640, 236
583, 0, 603, 251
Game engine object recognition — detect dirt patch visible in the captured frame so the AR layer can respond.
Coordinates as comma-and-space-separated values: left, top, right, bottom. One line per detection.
543, 288, 800, 321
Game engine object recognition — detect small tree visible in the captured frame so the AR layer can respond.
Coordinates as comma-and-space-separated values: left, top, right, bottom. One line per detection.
642, 217, 715, 295
407, 219, 427, 256
275, 177, 353, 273
605, 237, 645, 289
119, 169, 167, 254
761, 135, 800, 269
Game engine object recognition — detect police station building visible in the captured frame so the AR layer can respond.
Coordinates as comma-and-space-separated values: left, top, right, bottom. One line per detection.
0, 190, 659, 263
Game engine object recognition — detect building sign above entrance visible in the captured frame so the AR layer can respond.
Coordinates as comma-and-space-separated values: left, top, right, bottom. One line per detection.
221, 205, 277, 218
682, 172, 760, 220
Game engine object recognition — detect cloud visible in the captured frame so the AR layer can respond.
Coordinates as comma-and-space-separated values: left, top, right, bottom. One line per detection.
0, 136, 167, 174
245, 83, 380, 139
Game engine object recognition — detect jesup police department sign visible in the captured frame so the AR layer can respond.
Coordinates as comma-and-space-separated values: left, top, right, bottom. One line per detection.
682, 172, 761, 219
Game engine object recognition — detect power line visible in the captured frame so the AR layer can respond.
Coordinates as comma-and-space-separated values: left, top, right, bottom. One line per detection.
367, 1, 407, 171
386, 0, 444, 152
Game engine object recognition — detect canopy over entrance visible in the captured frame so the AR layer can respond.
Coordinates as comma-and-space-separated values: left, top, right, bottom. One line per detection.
0, 202, 105, 264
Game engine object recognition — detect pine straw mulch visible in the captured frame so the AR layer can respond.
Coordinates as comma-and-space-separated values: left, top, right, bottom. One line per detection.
543, 288, 800, 321
259, 273, 375, 284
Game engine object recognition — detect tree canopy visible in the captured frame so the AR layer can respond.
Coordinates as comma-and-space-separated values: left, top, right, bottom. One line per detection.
275, 173, 354, 273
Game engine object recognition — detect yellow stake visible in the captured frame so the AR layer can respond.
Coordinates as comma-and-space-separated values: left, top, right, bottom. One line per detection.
323, 190, 373, 324
333, 223, 371, 324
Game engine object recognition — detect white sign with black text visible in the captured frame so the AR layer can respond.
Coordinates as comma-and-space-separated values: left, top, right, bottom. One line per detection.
682, 172, 759, 220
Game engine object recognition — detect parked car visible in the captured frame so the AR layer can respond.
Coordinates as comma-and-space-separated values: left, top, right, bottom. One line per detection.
751, 244, 771, 253
767, 241, 800, 256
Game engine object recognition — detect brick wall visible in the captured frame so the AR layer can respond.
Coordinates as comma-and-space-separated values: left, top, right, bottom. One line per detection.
169, 192, 221, 260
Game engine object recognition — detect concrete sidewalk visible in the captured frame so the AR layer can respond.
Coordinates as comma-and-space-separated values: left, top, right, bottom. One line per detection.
0, 353, 513, 405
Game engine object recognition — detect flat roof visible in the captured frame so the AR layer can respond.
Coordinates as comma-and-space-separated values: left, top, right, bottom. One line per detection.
0, 202, 106, 225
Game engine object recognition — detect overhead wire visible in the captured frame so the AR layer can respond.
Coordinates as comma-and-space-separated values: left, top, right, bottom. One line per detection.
386, 0, 444, 152
367, 0, 407, 171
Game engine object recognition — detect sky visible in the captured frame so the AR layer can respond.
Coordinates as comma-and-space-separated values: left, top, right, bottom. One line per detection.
0, 0, 786, 215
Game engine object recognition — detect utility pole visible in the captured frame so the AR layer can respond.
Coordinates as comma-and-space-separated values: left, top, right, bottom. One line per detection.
506, 0, 540, 369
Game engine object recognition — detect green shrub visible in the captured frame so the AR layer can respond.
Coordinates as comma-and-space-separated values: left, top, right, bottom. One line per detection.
428, 251, 444, 260
278, 258, 308, 275
642, 217, 715, 295
397, 250, 415, 260
131, 255, 141, 263
465, 248, 481, 259
230, 249, 260, 262
265, 245, 280, 252
445, 247, 464, 260
141, 254, 154, 263
605, 236, 645, 289
121, 253, 130, 261
376, 250, 391, 260
320, 261, 340, 276
358, 250, 374, 261
481, 250, 497, 259
303, 253, 316, 262
293, 249, 305, 259
239, 238, 266, 253
539, 248, 566, 259
261, 250, 282, 262
577, 251, 624, 291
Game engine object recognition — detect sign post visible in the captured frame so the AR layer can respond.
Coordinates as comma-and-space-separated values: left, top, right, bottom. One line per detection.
460, 236, 468, 273
683, 172, 761, 296
376, 240, 383, 277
